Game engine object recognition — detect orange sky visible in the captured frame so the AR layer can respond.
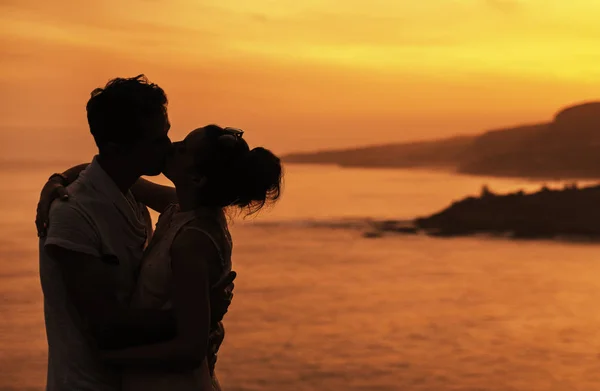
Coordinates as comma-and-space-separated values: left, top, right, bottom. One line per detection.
2, 0, 600, 158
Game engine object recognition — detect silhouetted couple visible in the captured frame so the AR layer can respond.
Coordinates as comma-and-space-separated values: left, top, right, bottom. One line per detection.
36, 75, 283, 391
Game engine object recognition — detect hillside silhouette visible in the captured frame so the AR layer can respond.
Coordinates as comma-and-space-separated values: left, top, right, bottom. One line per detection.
284, 102, 600, 179
413, 183, 600, 240
283, 136, 475, 169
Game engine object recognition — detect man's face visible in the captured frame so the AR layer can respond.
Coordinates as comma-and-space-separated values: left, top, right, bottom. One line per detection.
130, 113, 172, 176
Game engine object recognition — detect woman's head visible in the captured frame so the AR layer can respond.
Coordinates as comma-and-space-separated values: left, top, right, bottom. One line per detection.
163, 125, 282, 213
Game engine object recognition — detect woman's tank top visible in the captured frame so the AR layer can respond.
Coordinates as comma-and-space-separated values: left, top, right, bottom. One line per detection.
123, 203, 233, 391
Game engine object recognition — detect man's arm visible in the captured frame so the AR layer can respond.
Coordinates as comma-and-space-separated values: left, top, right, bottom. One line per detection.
131, 178, 177, 214
43, 202, 176, 349
45, 245, 177, 349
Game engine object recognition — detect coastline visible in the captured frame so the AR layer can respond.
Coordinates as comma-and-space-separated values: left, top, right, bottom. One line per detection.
361, 183, 600, 243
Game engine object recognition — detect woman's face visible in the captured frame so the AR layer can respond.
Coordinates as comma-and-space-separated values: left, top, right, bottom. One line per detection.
162, 127, 208, 186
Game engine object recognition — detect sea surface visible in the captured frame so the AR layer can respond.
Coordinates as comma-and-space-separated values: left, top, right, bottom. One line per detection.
1, 163, 600, 391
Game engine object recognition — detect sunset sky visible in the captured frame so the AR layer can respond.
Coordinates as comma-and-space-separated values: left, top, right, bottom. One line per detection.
3, 0, 600, 158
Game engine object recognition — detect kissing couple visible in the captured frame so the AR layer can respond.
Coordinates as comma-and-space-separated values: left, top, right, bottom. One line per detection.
36, 75, 283, 391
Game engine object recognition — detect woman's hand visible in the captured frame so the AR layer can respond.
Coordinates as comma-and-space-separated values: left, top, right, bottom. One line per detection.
36, 163, 89, 237
35, 176, 69, 237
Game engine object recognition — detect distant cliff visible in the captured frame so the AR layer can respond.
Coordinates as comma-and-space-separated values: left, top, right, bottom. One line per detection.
412, 184, 600, 240
458, 102, 600, 178
284, 102, 600, 179
283, 136, 475, 169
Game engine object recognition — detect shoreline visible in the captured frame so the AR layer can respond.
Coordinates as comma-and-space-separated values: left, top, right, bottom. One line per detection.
282, 161, 600, 182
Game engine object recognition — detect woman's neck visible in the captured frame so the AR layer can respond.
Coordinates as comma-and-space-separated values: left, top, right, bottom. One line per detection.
176, 184, 209, 212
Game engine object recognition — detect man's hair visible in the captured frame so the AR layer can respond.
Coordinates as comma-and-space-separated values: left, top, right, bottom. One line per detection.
86, 74, 168, 149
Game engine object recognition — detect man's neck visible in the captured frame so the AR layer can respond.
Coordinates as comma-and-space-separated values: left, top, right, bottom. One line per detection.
96, 155, 140, 194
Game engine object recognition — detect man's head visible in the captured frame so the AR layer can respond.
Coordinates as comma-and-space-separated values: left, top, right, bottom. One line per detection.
86, 74, 172, 176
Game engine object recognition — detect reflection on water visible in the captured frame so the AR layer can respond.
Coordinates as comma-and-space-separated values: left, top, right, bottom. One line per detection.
1, 164, 599, 390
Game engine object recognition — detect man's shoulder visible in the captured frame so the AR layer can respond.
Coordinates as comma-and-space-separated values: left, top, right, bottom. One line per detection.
46, 185, 103, 234
50, 182, 114, 218
48, 198, 85, 221
45, 199, 102, 258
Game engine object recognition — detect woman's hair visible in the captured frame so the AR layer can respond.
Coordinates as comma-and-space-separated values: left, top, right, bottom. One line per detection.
193, 125, 283, 214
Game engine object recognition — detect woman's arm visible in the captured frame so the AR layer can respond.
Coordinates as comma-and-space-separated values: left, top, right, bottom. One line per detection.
100, 228, 214, 371
131, 178, 177, 214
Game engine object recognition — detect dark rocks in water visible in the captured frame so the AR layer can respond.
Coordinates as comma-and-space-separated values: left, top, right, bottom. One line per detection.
395, 226, 419, 234
414, 183, 600, 240
364, 220, 419, 237
363, 230, 384, 238
374, 220, 419, 234
362, 220, 419, 238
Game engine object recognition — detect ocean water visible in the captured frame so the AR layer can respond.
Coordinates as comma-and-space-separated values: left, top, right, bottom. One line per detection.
1, 163, 600, 391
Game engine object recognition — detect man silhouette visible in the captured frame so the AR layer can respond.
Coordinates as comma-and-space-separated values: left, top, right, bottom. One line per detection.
37, 75, 234, 391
